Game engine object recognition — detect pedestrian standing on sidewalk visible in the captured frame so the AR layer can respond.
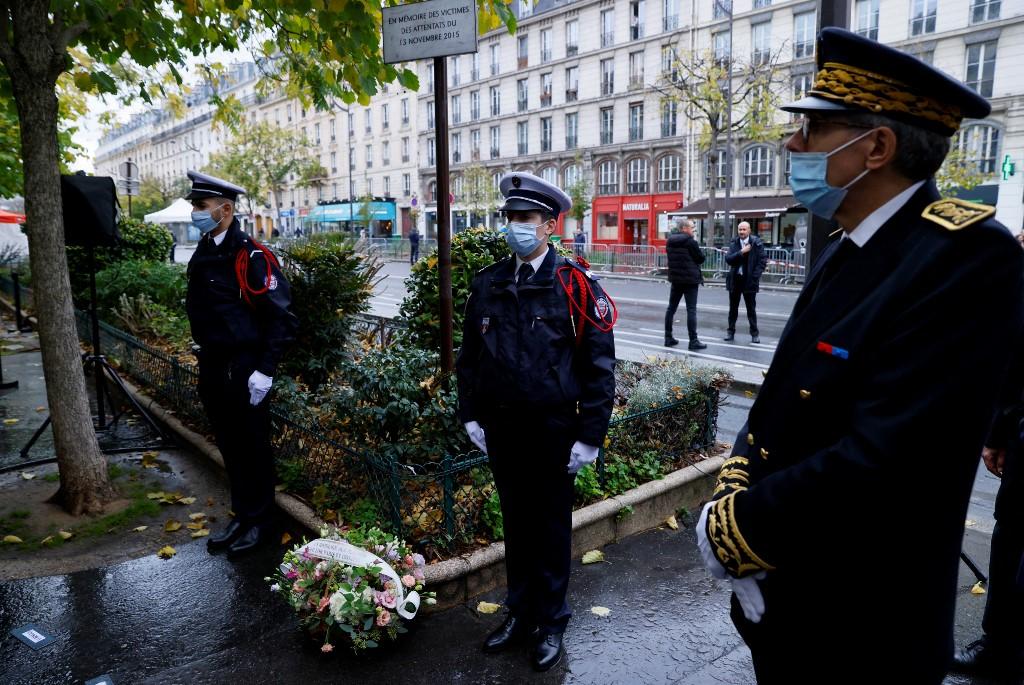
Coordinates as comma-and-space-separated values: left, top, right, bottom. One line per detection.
723, 221, 765, 344
663, 219, 707, 350
408, 226, 421, 264
695, 28, 1024, 684
456, 172, 616, 673
184, 171, 298, 558
573, 226, 586, 258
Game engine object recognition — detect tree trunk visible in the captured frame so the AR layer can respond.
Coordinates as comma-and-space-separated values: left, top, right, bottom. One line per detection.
706, 149, 718, 246
2, 0, 115, 514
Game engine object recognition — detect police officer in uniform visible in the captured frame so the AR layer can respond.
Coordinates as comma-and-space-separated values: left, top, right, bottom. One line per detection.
694, 29, 1024, 683
184, 171, 298, 557
457, 172, 616, 672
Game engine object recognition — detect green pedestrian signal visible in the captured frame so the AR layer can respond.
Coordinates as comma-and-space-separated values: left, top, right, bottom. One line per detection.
1002, 155, 1016, 181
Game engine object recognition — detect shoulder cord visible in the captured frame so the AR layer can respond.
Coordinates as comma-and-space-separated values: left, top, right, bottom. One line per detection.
234, 240, 280, 308
555, 262, 618, 347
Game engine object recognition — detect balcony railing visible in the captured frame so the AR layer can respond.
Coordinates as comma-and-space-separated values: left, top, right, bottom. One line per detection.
601, 32, 614, 47
663, 15, 679, 30
541, 49, 552, 62
452, 151, 461, 162
565, 136, 578, 149
471, 149, 481, 161
402, 117, 409, 126
382, 158, 390, 166
518, 56, 529, 68
490, 147, 500, 159
518, 98, 528, 112
518, 143, 528, 155
629, 76, 644, 90
602, 80, 614, 96
661, 123, 677, 137
541, 138, 552, 152
402, 155, 410, 163
491, 63, 500, 76
540, 93, 552, 107
567, 45, 579, 56
630, 24, 644, 40
629, 127, 643, 141
565, 89, 578, 102
471, 108, 480, 120
598, 183, 617, 195
626, 182, 649, 193
471, 69, 480, 80
600, 131, 613, 145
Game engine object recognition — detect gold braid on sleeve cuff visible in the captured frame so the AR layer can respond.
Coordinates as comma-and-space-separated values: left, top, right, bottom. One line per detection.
706, 492, 776, 578
713, 456, 750, 499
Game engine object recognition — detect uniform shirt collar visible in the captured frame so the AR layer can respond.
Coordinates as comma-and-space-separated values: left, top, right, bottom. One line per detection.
212, 229, 228, 246
515, 245, 550, 276
844, 180, 926, 247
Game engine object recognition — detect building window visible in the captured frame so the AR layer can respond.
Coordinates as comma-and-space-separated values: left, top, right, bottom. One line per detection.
287, 103, 293, 121
382, 104, 390, 129
491, 172, 502, 196
451, 95, 461, 124
663, 0, 679, 31
384, 176, 391, 196
957, 124, 1000, 174
855, 0, 879, 40
401, 137, 410, 163
565, 66, 579, 102
348, 111, 355, 135
600, 107, 614, 145
965, 41, 997, 97
597, 211, 619, 239
713, 31, 731, 64
751, 21, 771, 65
471, 52, 480, 81
658, 155, 681, 192
566, 20, 579, 56
426, 62, 434, 90
541, 28, 552, 63
490, 43, 501, 76
630, 0, 645, 40
970, 0, 1000, 23
601, 58, 615, 96
427, 138, 435, 166
541, 166, 558, 186
660, 99, 677, 137
470, 90, 480, 120
541, 72, 553, 106
713, 0, 731, 20
490, 126, 501, 159
453, 176, 463, 199
565, 112, 578, 149
540, 117, 552, 152
598, 160, 619, 195
403, 173, 411, 196
743, 146, 774, 187
401, 98, 409, 125
791, 72, 813, 121
793, 12, 815, 58
330, 151, 337, 173
517, 78, 529, 112
451, 132, 462, 163
518, 35, 529, 68
426, 105, 435, 130
470, 129, 481, 158
364, 109, 372, 133
366, 144, 374, 168
564, 164, 581, 188
662, 45, 680, 82
626, 158, 649, 193
909, 0, 937, 36
629, 51, 645, 89
329, 118, 336, 141
426, 180, 436, 203
629, 103, 644, 141
753, 0, 770, 7
706, 151, 728, 190
517, 121, 529, 155
518, 0, 531, 17
601, 10, 615, 47
490, 86, 501, 116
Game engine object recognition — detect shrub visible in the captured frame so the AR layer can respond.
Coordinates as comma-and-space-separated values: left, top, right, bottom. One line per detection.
94, 259, 186, 316
68, 216, 174, 300
280, 234, 382, 389
111, 293, 191, 349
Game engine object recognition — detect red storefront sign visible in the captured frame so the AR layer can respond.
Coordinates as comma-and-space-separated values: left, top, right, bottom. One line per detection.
591, 193, 684, 245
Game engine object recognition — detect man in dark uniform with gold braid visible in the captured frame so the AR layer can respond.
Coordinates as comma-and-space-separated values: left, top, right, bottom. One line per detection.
695, 29, 1024, 683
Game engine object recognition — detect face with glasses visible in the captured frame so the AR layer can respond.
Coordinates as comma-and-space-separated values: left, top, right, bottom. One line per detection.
786, 116, 879, 186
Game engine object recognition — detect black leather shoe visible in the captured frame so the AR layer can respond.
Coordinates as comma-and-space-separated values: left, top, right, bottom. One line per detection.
952, 638, 1024, 679
688, 340, 707, 350
207, 519, 247, 552
751, 335, 760, 344
664, 337, 679, 347
723, 332, 735, 342
531, 632, 564, 672
483, 615, 532, 653
226, 524, 267, 558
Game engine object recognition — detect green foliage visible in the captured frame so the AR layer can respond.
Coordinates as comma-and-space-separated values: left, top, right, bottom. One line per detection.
398, 228, 511, 351
615, 505, 634, 522
68, 216, 174, 301
481, 489, 504, 540
567, 174, 592, 225
279, 234, 381, 389
936, 147, 988, 195
124, 176, 191, 219
461, 163, 500, 216
110, 293, 191, 348
94, 259, 185, 314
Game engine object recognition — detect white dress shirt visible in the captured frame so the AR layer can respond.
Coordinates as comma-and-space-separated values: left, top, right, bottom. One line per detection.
844, 180, 926, 247
514, 245, 550, 281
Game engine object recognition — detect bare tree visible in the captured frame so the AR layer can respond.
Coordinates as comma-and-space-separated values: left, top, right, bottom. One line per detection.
461, 163, 499, 227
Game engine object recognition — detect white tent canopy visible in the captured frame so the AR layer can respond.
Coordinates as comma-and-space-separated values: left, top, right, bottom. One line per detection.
144, 198, 193, 224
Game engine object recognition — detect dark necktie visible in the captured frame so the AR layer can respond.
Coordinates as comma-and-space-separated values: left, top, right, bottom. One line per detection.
517, 263, 534, 288
813, 238, 858, 300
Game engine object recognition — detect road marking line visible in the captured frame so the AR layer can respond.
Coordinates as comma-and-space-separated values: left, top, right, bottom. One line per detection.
614, 334, 771, 369
611, 296, 791, 319
637, 327, 777, 351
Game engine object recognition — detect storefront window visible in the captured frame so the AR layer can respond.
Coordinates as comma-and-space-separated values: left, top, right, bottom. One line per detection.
597, 211, 619, 240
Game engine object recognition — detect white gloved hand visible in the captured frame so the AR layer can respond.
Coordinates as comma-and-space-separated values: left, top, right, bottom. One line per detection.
464, 421, 487, 454
731, 571, 767, 624
247, 370, 273, 406
696, 502, 728, 580
567, 441, 600, 474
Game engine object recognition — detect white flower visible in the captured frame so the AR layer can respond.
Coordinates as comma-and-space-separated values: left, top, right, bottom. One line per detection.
425, 597, 437, 605
361, 587, 374, 604
270, 583, 281, 593
329, 591, 349, 621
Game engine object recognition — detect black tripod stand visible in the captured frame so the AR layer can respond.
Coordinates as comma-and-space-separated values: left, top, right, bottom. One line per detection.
20, 241, 170, 458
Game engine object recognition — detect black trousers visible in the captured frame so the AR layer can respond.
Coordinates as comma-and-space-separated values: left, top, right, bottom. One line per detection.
483, 409, 577, 635
410, 243, 420, 263
727, 288, 759, 337
983, 445, 1024, 650
197, 351, 275, 525
665, 283, 699, 342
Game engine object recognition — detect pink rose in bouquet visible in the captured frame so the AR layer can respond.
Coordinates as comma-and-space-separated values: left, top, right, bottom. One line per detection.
402, 574, 416, 588
376, 609, 392, 627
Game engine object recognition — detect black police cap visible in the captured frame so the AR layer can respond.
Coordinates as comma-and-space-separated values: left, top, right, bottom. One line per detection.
185, 170, 245, 202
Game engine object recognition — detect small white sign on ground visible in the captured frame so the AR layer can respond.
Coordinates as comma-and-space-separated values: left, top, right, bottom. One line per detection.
382, 0, 478, 64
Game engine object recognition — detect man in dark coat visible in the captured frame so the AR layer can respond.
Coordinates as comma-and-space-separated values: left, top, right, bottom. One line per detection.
184, 171, 298, 557
695, 28, 1024, 684
408, 226, 420, 263
457, 172, 616, 673
664, 218, 707, 350
723, 221, 766, 344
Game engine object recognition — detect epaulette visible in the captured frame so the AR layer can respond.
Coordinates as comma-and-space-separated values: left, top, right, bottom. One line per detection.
922, 198, 995, 231
562, 255, 597, 280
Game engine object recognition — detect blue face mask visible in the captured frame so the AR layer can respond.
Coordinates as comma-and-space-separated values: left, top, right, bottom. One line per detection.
505, 221, 544, 258
790, 128, 875, 220
191, 204, 227, 234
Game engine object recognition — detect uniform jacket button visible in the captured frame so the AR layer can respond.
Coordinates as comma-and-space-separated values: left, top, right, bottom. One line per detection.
799, 389, 812, 400
747, 433, 755, 445
760, 447, 769, 459
761, 370, 768, 378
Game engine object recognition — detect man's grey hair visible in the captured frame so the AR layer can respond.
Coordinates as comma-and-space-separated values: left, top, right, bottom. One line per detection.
676, 218, 694, 231
838, 112, 952, 181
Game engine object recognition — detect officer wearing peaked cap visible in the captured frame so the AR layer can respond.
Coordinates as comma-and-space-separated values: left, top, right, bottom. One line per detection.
184, 170, 298, 557
694, 28, 1024, 683
457, 172, 616, 672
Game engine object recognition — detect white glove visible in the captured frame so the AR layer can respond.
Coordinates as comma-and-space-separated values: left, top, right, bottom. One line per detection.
732, 572, 767, 624
567, 441, 600, 474
247, 370, 273, 406
464, 421, 487, 454
696, 502, 728, 579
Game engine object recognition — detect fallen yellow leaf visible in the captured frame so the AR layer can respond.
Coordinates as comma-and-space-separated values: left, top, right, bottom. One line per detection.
141, 452, 158, 468
281, 532, 293, 545
3, 535, 23, 543
146, 491, 166, 500
20, 472, 35, 480
3, 418, 19, 425
132, 526, 148, 533
142, 450, 159, 458
185, 522, 206, 530
581, 550, 605, 564
190, 529, 210, 538
188, 512, 206, 521
40, 535, 55, 545
58, 530, 72, 540
591, 606, 612, 617
476, 601, 501, 614
744, 390, 755, 398
971, 581, 987, 595
665, 515, 679, 531
157, 545, 176, 559
35, 406, 45, 412
164, 520, 182, 532
178, 497, 197, 505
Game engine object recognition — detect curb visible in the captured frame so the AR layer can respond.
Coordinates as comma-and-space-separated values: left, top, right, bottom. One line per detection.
116, 376, 725, 612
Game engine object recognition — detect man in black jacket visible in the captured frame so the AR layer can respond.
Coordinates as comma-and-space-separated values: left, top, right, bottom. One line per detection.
664, 219, 707, 350
184, 171, 298, 557
723, 221, 766, 344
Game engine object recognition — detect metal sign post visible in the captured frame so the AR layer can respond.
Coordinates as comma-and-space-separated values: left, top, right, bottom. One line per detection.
383, 0, 477, 375
118, 158, 139, 217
